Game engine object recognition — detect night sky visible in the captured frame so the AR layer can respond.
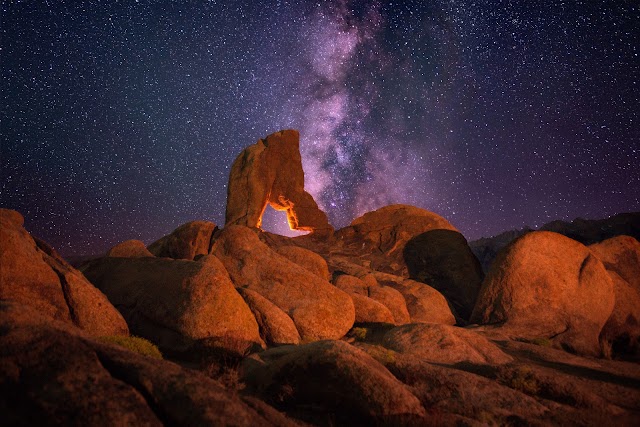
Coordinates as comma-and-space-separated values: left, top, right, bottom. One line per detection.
2, 1, 638, 256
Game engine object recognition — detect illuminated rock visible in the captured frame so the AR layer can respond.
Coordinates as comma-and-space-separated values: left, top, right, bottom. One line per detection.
225, 129, 333, 235
0, 208, 129, 337
471, 231, 615, 356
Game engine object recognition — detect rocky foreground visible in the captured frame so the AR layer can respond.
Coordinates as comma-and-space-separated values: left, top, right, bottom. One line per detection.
1, 130, 639, 426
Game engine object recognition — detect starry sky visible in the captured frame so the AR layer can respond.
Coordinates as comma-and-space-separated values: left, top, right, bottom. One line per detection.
2, 0, 638, 255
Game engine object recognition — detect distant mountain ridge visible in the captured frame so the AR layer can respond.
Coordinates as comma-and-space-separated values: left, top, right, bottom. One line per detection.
470, 212, 640, 273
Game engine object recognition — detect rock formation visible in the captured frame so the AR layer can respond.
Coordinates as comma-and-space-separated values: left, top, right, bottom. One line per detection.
471, 231, 615, 356
81, 254, 263, 356
106, 239, 154, 258
590, 236, 640, 359
148, 220, 217, 260
225, 129, 333, 235
0, 208, 129, 337
210, 225, 355, 341
404, 229, 484, 322
333, 204, 458, 276
0, 301, 297, 427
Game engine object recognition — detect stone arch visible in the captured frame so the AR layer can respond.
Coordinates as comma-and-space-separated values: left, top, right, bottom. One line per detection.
225, 129, 333, 235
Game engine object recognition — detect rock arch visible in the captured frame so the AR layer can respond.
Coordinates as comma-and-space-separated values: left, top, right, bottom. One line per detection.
225, 129, 333, 235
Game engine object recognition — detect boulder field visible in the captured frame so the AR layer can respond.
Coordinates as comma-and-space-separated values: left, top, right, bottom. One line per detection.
1, 130, 639, 426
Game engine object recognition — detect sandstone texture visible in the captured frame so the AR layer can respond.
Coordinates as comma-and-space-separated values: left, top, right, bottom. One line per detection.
404, 229, 484, 321
81, 254, 262, 355
148, 220, 217, 260
0, 209, 128, 337
471, 231, 615, 356
225, 129, 332, 234
211, 225, 355, 341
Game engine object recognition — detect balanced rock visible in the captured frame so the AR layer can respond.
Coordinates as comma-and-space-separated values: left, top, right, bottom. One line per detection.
404, 229, 484, 321
0, 209, 129, 337
382, 323, 512, 365
590, 236, 640, 359
471, 231, 615, 356
242, 340, 425, 425
225, 129, 332, 234
211, 225, 354, 341
81, 254, 262, 355
106, 239, 154, 258
148, 220, 217, 260
333, 205, 458, 276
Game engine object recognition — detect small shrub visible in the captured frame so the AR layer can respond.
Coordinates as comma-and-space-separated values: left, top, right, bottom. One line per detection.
530, 337, 552, 347
98, 335, 163, 359
350, 327, 368, 341
500, 366, 540, 395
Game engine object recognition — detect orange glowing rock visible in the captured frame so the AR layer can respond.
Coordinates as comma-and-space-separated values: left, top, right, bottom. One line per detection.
225, 129, 333, 235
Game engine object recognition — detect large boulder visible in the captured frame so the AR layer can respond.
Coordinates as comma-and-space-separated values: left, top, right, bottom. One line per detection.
471, 231, 615, 356
589, 236, 640, 359
81, 254, 262, 355
404, 229, 484, 321
0, 301, 297, 427
0, 209, 128, 336
333, 205, 458, 276
328, 256, 452, 325
382, 323, 512, 365
106, 239, 154, 258
210, 226, 355, 341
242, 340, 426, 425
225, 129, 332, 234
237, 287, 301, 346
148, 220, 217, 260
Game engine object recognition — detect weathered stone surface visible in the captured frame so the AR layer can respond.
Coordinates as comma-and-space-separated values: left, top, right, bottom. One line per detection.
328, 256, 453, 325
237, 287, 300, 345
383, 323, 512, 365
381, 278, 456, 325
274, 245, 330, 280
81, 255, 262, 355
350, 293, 395, 324
106, 239, 154, 258
590, 236, 640, 359
333, 204, 458, 276
225, 129, 332, 234
368, 285, 411, 325
148, 220, 217, 260
0, 301, 296, 427
243, 340, 425, 425
404, 229, 484, 321
211, 226, 355, 341
0, 209, 129, 336
471, 231, 615, 356
334, 274, 368, 295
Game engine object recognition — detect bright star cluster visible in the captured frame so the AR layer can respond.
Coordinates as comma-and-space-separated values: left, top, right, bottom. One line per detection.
1, 0, 638, 254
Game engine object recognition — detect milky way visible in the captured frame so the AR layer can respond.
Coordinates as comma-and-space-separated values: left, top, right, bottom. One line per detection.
1, 1, 638, 254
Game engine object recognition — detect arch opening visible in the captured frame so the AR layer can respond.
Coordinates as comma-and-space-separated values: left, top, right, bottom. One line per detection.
260, 204, 310, 237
